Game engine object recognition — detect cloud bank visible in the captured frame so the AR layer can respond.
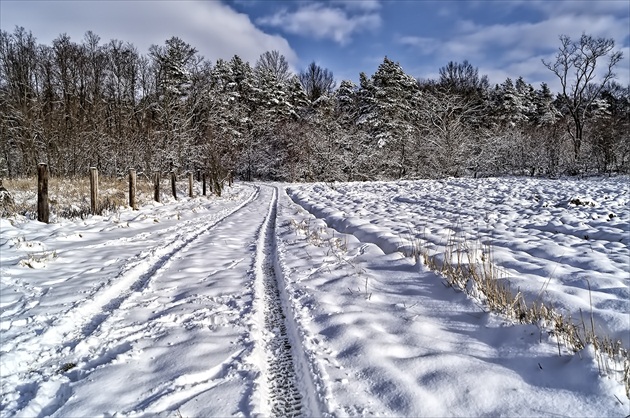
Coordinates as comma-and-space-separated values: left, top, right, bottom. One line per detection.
0, 0, 298, 66
257, 2, 381, 45
397, 2, 629, 89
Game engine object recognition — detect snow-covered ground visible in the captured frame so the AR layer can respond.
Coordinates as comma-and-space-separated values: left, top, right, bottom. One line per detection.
0, 178, 628, 417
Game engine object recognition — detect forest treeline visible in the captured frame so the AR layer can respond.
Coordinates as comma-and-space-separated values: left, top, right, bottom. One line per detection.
1, 27, 628, 181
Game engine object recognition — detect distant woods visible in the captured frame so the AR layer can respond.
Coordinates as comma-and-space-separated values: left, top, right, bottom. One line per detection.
1, 27, 628, 181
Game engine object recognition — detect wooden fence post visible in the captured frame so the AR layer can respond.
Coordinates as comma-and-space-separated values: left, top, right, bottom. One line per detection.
129, 168, 137, 210
214, 176, 222, 197
154, 172, 160, 203
171, 171, 177, 200
90, 167, 99, 215
188, 172, 193, 198
37, 163, 49, 223
202, 173, 207, 196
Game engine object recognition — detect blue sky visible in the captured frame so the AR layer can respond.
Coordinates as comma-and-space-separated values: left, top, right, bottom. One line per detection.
1, 0, 628, 92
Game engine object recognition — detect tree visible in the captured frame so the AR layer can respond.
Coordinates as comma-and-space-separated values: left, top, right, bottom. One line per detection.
528, 82, 563, 176
438, 60, 489, 95
494, 77, 534, 127
150, 36, 198, 100
542, 33, 623, 163
360, 57, 419, 178
0, 27, 42, 176
437, 60, 490, 132
532, 82, 560, 127
299, 61, 335, 102
148, 37, 200, 172
255, 50, 291, 84
588, 82, 630, 173
415, 89, 483, 177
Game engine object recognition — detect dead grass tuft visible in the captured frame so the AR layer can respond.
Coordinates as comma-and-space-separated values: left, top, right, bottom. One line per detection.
411, 229, 629, 399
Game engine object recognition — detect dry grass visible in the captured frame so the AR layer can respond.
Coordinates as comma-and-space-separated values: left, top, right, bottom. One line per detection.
411, 231, 629, 400
289, 217, 371, 300
1, 176, 156, 220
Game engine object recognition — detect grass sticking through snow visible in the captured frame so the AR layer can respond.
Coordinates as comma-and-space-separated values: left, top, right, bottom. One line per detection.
409, 230, 630, 401
2, 176, 159, 220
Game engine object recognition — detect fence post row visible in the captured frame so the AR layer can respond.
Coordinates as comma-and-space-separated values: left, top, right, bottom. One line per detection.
129, 169, 137, 210
154, 172, 160, 203
35, 165, 233, 222
171, 171, 177, 200
90, 167, 98, 215
37, 163, 49, 223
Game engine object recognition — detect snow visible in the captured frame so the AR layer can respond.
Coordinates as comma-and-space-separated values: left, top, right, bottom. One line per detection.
0, 177, 628, 417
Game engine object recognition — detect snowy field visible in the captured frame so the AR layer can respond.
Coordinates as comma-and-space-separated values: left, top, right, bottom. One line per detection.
0, 178, 628, 417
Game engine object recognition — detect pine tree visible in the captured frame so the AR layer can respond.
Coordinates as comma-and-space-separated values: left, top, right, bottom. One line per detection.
360, 57, 418, 178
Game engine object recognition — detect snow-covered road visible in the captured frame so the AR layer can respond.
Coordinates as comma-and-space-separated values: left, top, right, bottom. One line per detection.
2, 184, 318, 417
1, 179, 628, 417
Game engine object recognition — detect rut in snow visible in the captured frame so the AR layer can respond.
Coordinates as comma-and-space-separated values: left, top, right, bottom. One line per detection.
258, 187, 303, 417
1, 189, 260, 417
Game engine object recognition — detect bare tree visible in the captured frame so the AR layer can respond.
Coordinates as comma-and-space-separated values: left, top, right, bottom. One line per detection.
255, 50, 291, 84
299, 61, 335, 102
0, 27, 42, 176
438, 60, 489, 94
542, 34, 623, 163
415, 89, 483, 177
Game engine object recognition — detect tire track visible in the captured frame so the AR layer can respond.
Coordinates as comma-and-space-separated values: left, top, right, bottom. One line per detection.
253, 186, 318, 417
263, 265, 303, 417
5, 187, 259, 416
60, 187, 257, 342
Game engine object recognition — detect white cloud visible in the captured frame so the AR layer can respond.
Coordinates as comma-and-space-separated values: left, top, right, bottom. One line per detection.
526, 0, 630, 17
398, 10, 628, 90
398, 36, 440, 55
331, 0, 381, 12
257, 3, 381, 45
453, 14, 628, 54
0, 0, 298, 66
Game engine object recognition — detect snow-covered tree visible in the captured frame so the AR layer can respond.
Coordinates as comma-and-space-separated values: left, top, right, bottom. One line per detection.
149, 37, 197, 100
415, 88, 485, 177
588, 82, 630, 173
493, 78, 533, 127
358, 57, 419, 178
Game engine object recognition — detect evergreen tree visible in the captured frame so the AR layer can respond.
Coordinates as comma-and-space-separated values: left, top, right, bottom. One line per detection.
361, 57, 418, 177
